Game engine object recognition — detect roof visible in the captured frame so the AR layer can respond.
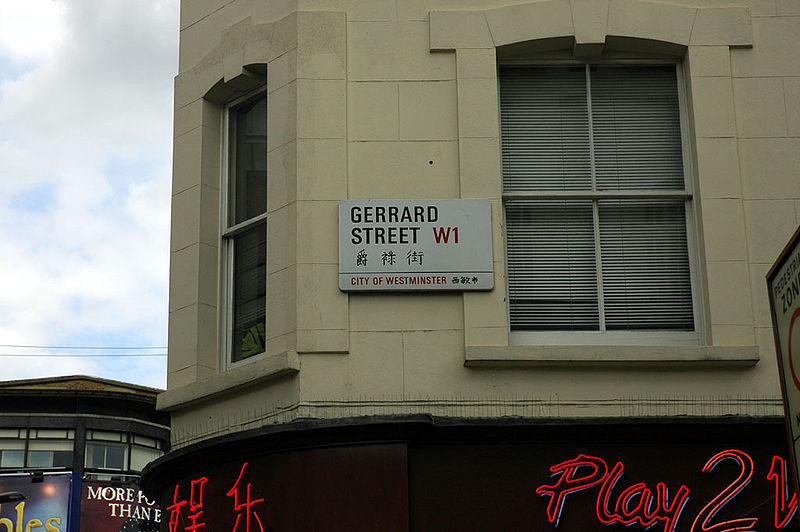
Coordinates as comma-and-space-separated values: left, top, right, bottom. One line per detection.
0, 375, 163, 398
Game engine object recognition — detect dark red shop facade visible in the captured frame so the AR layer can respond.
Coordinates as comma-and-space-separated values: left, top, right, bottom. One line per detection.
141, 417, 799, 532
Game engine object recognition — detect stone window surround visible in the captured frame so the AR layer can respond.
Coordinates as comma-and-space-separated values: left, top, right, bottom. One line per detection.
426, 0, 758, 367
167, 11, 348, 398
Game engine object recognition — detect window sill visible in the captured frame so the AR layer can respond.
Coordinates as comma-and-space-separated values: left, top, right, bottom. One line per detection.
157, 350, 300, 411
464, 345, 759, 368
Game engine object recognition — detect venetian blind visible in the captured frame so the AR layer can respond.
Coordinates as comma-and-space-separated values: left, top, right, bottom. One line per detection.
500, 64, 694, 332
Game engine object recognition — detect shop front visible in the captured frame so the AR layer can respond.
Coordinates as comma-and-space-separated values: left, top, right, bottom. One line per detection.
143, 417, 799, 532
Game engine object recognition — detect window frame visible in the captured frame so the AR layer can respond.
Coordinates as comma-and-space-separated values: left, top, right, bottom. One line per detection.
219, 86, 269, 370
83, 430, 164, 473
499, 58, 705, 346
0, 428, 164, 472
85, 441, 129, 471
0, 428, 75, 470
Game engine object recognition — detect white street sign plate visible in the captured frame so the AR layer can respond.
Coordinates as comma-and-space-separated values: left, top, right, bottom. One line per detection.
339, 199, 494, 291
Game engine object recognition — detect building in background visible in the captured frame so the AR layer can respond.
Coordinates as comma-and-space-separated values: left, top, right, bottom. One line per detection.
143, 1, 800, 530
0, 376, 168, 531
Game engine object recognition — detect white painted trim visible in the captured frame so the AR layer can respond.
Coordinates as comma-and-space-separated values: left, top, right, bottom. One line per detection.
219, 87, 268, 371
465, 345, 758, 367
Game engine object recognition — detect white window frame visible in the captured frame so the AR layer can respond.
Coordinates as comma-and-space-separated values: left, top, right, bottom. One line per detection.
500, 59, 704, 347
85, 441, 129, 471
220, 86, 268, 370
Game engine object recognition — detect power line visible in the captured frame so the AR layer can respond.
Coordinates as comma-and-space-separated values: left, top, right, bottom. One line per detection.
0, 353, 167, 358
0, 344, 165, 350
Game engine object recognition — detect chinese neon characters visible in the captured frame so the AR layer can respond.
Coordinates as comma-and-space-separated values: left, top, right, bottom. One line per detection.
167, 462, 266, 532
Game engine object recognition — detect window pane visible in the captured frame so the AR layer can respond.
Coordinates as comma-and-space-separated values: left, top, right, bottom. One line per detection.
500, 66, 591, 191
506, 200, 599, 330
28, 451, 52, 467
52, 451, 72, 468
230, 94, 267, 225
88, 431, 125, 442
105, 446, 126, 470
232, 223, 267, 362
85, 443, 104, 469
1, 450, 24, 468
591, 66, 684, 190
86, 443, 127, 470
130, 446, 162, 472
31, 429, 72, 439
132, 435, 158, 448
28, 440, 73, 451
599, 199, 694, 330
28, 450, 72, 468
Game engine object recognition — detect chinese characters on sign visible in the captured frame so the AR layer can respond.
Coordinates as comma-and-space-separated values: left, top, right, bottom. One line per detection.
167, 463, 266, 532
338, 199, 494, 291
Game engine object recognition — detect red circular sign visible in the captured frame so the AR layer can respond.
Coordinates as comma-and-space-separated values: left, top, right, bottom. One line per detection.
787, 307, 800, 392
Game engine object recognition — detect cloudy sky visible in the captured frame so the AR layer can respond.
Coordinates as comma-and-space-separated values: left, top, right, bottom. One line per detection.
0, 0, 179, 388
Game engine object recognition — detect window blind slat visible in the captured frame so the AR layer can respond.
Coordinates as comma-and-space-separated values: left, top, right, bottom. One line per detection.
500, 67, 591, 191
598, 200, 694, 330
506, 200, 599, 330
591, 66, 685, 191
233, 223, 266, 336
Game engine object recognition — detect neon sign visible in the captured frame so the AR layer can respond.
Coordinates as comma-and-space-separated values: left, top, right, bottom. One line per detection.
769, 456, 798, 529
536, 450, 798, 532
227, 462, 265, 532
167, 463, 267, 532
161, 444, 797, 531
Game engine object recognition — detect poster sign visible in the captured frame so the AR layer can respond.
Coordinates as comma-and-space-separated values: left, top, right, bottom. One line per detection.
0, 473, 71, 532
80, 480, 161, 532
338, 199, 493, 291
768, 225, 800, 499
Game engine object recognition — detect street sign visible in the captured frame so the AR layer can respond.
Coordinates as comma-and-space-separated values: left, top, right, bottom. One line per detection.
338, 199, 494, 291
767, 224, 800, 500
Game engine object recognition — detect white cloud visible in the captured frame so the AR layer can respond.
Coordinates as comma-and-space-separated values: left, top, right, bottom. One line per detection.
0, 0, 178, 388
0, 0, 66, 64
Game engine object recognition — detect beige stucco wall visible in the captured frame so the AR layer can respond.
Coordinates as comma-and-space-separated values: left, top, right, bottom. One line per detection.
162, 0, 800, 448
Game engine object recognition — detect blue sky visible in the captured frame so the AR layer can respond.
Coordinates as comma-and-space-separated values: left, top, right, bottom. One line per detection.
0, 0, 178, 388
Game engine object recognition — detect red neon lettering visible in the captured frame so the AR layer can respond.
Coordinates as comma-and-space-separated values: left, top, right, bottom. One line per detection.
767, 455, 798, 528
166, 484, 188, 532
596, 461, 624, 524
167, 478, 209, 532
227, 462, 266, 532
536, 454, 608, 525
537, 455, 688, 532
617, 481, 648, 517
186, 477, 208, 531
690, 449, 757, 532
540, 450, 797, 532
596, 462, 689, 532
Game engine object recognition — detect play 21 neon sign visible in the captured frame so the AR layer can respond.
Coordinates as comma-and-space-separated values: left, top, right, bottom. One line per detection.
537, 449, 798, 531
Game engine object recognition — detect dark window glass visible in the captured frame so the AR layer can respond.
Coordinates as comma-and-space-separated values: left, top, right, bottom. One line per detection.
227, 91, 267, 363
